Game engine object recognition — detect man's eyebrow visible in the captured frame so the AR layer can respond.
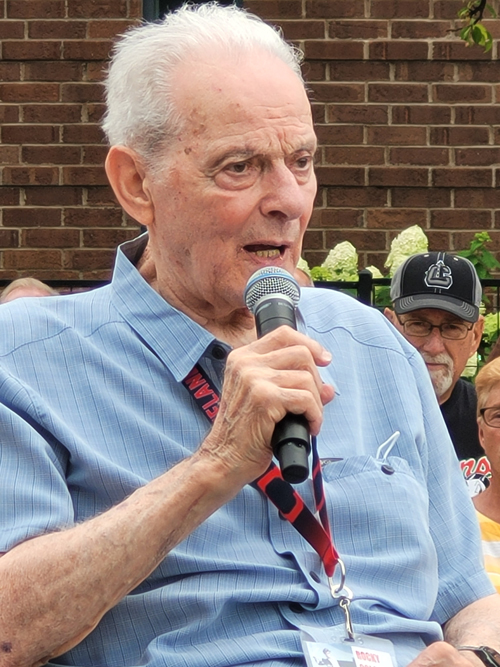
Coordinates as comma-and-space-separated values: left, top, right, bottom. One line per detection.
209, 143, 317, 171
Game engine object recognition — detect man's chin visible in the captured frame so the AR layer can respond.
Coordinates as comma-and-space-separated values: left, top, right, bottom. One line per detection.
428, 371, 454, 400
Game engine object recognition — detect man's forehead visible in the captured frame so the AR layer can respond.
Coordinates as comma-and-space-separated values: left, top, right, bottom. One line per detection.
402, 308, 467, 322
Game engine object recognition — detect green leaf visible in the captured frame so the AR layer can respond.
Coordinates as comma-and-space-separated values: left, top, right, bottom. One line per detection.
486, 3, 497, 16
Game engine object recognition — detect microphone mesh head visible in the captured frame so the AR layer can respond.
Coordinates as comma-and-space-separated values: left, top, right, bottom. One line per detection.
244, 267, 300, 313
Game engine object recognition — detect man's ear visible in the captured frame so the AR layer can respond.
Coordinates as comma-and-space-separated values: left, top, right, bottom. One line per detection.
470, 314, 485, 355
105, 146, 154, 227
384, 307, 397, 325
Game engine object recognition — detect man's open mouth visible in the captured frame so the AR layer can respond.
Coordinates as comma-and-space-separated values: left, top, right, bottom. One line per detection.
244, 244, 285, 259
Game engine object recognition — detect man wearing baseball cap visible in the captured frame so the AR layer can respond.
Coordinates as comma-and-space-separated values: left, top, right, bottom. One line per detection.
385, 251, 489, 495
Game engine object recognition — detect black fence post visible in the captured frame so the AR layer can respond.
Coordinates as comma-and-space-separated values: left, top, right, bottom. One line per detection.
357, 269, 373, 306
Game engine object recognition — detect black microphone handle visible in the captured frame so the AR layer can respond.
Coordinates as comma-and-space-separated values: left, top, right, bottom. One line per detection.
253, 295, 311, 484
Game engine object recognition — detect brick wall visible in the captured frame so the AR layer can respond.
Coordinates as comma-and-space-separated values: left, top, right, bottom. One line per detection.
248, 0, 500, 273
0, 0, 498, 280
0, 0, 141, 281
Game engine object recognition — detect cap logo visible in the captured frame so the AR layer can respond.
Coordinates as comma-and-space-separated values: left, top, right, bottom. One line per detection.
424, 259, 453, 290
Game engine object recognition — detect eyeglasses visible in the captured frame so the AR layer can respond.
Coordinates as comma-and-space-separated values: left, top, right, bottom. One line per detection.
480, 406, 500, 428
397, 317, 473, 340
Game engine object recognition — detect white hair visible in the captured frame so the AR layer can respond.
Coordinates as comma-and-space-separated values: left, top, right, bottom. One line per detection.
102, 2, 304, 172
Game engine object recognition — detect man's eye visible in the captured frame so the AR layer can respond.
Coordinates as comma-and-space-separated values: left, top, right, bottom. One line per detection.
227, 162, 249, 174
443, 323, 462, 332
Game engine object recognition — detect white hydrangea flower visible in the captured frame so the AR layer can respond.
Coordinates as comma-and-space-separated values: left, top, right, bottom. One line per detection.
385, 225, 429, 276
364, 265, 384, 279
461, 352, 478, 378
296, 257, 311, 277
322, 241, 358, 281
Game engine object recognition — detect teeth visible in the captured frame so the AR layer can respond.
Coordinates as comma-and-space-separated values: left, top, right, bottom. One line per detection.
255, 249, 280, 258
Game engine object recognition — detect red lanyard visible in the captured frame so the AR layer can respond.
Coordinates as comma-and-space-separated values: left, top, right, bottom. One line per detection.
183, 364, 339, 577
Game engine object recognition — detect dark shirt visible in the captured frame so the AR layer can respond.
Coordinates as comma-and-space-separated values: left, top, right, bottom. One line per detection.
441, 377, 490, 494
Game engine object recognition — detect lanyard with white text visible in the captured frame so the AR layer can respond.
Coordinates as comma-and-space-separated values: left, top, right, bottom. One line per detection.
182, 364, 340, 579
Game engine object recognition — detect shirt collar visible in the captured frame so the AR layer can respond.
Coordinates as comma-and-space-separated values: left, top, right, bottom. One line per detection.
110, 233, 217, 382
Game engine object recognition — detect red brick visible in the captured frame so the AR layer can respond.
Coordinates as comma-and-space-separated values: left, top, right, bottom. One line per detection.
430, 126, 490, 145
455, 106, 500, 125
3, 250, 62, 270
62, 124, 105, 144
315, 124, 364, 144
62, 166, 108, 186
367, 125, 426, 145
432, 168, 492, 187
0, 105, 19, 123
3, 207, 62, 226
2, 124, 59, 143
303, 40, 364, 60
329, 20, 388, 39
64, 207, 123, 227
0, 20, 24, 38
310, 208, 364, 228
391, 187, 451, 207
82, 146, 108, 165
63, 249, 116, 270
3, 167, 59, 186
306, 0, 365, 17
367, 208, 426, 228
0, 187, 20, 206
0, 230, 19, 248
370, 0, 430, 18
392, 105, 452, 124
22, 145, 82, 165
24, 187, 83, 206
389, 147, 449, 165
280, 20, 325, 41
329, 61, 390, 81
311, 103, 326, 125
431, 209, 492, 229
0, 83, 60, 102
244, 0, 302, 19
61, 83, 104, 103
455, 148, 500, 166
369, 167, 429, 186
325, 146, 385, 165
303, 250, 328, 267
325, 229, 386, 250
369, 41, 429, 60
2, 41, 62, 60
327, 105, 388, 124
426, 231, 452, 249
7, 0, 65, 18
24, 61, 84, 82
28, 20, 87, 39
23, 228, 80, 247
88, 19, 135, 38
82, 228, 139, 247
85, 186, 119, 206
454, 189, 500, 208
394, 61, 454, 82
432, 41, 491, 60
0, 146, 20, 163
303, 61, 327, 81
369, 83, 427, 103
302, 229, 324, 249
309, 83, 365, 103
87, 103, 106, 122
391, 20, 451, 38
326, 186, 388, 207
23, 104, 82, 123
315, 166, 365, 186
68, 0, 127, 18
63, 40, 112, 61
433, 84, 492, 104
458, 62, 500, 82
434, 1, 462, 18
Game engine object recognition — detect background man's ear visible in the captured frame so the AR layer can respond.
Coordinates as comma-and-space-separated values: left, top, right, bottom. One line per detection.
384, 308, 397, 325
105, 146, 155, 227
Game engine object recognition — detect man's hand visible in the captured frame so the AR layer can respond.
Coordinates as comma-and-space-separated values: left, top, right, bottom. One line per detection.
408, 642, 484, 667
200, 326, 334, 485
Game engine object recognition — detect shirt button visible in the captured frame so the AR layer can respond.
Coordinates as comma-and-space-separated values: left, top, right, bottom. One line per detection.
289, 602, 305, 613
211, 345, 226, 360
381, 464, 395, 475
309, 571, 321, 583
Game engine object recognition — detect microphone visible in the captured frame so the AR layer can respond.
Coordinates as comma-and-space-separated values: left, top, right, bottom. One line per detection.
244, 267, 310, 484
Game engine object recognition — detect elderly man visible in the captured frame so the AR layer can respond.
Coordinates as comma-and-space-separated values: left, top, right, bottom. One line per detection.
0, 5, 499, 667
384, 252, 489, 494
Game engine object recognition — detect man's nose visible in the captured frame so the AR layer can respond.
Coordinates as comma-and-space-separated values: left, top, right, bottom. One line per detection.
260, 164, 314, 222
419, 327, 447, 354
